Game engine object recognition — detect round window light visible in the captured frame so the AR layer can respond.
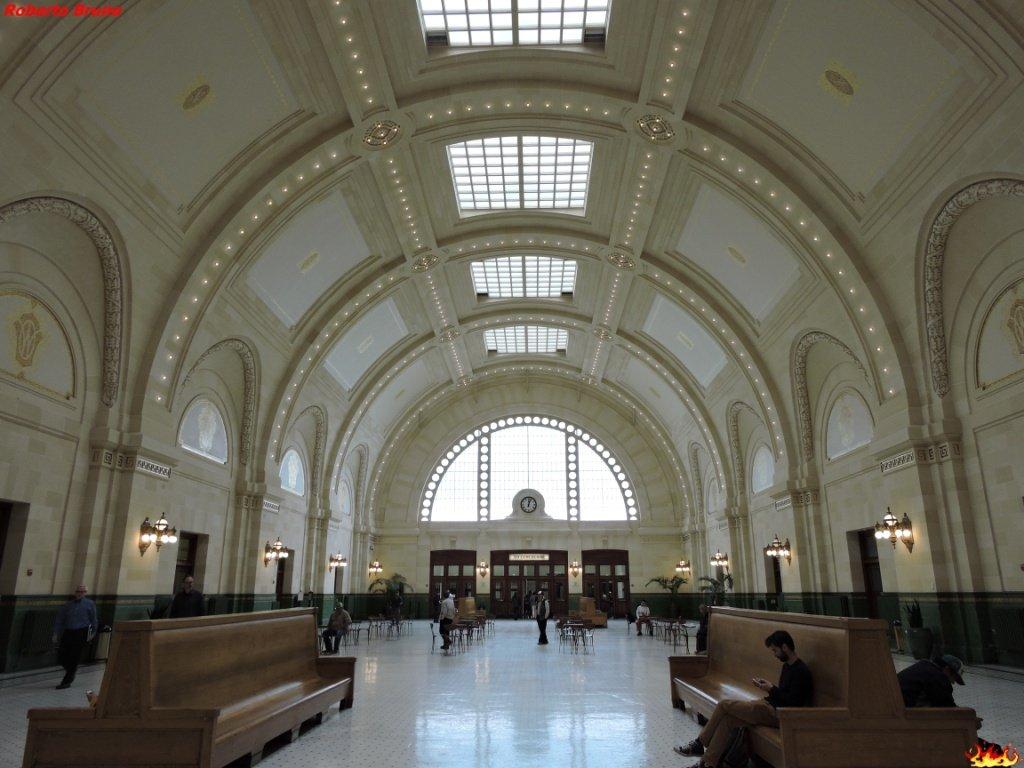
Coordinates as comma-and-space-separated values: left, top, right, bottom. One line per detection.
473, 428, 482, 436
568, 462, 576, 470
617, 472, 626, 480
569, 489, 578, 498
441, 458, 450, 467
483, 424, 491, 433
569, 497, 578, 506
582, 432, 590, 441
422, 506, 430, 514
431, 473, 440, 482
452, 444, 461, 454
627, 498, 636, 508
498, 419, 506, 427
558, 421, 566, 429
424, 490, 433, 499
515, 416, 525, 424
624, 489, 633, 498
481, 445, 489, 455
541, 417, 550, 425
446, 450, 455, 460
480, 481, 488, 489
480, 490, 488, 498
428, 481, 436, 490
569, 480, 577, 488
588, 437, 597, 446
602, 450, 611, 459
596, 443, 604, 451
480, 471, 488, 480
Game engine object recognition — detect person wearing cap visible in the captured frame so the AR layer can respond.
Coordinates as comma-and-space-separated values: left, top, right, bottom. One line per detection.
897, 654, 968, 708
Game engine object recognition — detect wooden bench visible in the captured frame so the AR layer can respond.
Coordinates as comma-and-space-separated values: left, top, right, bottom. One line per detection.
669, 607, 977, 768
23, 608, 355, 768
572, 597, 607, 628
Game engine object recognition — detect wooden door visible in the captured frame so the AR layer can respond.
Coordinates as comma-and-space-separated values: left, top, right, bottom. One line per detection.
858, 530, 883, 619
582, 549, 630, 618
490, 550, 568, 618
430, 550, 477, 615
173, 532, 199, 592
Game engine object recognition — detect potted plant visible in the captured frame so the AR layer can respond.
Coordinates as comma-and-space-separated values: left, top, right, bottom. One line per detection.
698, 573, 734, 607
646, 575, 688, 618
369, 573, 414, 619
903, 599, 934, 659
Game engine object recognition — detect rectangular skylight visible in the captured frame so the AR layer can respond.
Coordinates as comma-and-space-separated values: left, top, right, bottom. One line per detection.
471, 256, 577, 298
419, 0, 610, 48
447, 136, 593, 215
484, 325, 568, 354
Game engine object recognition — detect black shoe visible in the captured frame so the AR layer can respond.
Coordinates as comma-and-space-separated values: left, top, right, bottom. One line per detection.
56, 682, 70, 690
674, 739, 705, 757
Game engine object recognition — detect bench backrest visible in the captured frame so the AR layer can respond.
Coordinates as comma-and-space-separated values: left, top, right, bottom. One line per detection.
578, 597, 603, 616
97, 609, 319, 716
706, 607, 901, 714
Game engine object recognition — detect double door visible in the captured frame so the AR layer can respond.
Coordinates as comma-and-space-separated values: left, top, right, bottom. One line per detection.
581, 549, 630, 618
430, 550, 478, 612
489, 550, 568, 619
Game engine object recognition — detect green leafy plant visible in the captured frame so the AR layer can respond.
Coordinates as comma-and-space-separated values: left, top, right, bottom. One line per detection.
646, 575, 688, 617
698, 573, 734, 606
903, 599, 923, 629
369, 573, 414, 616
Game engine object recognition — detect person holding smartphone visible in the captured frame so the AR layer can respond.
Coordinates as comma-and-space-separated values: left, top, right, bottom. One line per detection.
674, 629, 813, 767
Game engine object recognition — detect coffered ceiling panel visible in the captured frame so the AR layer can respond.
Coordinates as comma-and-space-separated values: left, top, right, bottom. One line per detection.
246, 189, 373, 329
641, 295, 728, 389
52, 0, 299, 213
323, 299, 409, 391
618, 357, 691, 436
736, 0, 967, 197
363, 354, 445, 436
676, 184, 801, 322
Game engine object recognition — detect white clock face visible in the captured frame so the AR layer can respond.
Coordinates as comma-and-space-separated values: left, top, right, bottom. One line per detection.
520, 496, 538, 513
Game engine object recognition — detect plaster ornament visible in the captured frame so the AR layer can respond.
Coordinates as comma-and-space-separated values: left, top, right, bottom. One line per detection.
183, 338, 257, 464
1007, 299, 1024, 356
12, 310, 43, 368
635, 114, 675, 142
363, 120, 401, 148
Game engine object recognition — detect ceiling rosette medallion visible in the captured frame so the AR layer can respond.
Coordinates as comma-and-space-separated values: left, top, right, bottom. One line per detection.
456, 376, 473, 388
412, 253, 439, 272
593, 325, 613, 341
438, 326, 461, 343
607, 251, 635, 270
363, 120, 401, 149
635, 114, 675, 142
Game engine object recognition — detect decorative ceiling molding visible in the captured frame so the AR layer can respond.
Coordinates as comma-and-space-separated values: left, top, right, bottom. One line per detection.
0, 196, 124, 407
923, 178, 1024, 397
295, 404, 327, 503
792, 330, 868, 462
182, 338, 258, 465
726, 400, 763, 501
689, 442, 704, 518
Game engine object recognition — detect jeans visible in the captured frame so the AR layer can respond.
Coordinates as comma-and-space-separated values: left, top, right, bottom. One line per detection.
58, 628, 89, 685
322, 629, 343, 653
537, 617, 549, 644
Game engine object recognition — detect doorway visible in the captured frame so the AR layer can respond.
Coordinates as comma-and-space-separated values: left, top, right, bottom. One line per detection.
173, 532, 199, 592
581, 549, 630, 618
430, 550, 478, 612
857, 529, 883, 618
490, 550, 568, 619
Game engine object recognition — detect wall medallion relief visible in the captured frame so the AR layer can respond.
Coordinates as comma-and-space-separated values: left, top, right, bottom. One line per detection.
0, 289, 75, 400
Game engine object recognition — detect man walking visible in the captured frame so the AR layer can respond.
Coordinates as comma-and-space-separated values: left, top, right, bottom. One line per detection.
52, 585, 97, 690
168, 575, 205, 618
536, 589, 550, 645
674, 630, 813, 766
439, 591, 456, 651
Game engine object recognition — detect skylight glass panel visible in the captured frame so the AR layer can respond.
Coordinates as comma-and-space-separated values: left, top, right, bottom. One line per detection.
471, 256, 577, 298
419, 0, 609, 48
446, 136, 593, 215
484, 325, 568, 354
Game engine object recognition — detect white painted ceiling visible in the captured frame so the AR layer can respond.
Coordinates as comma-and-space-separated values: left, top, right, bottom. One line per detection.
247, 189, 372, 328
738, 0, 966, 196
641, 295, 728, 389
676, 184, 801, 321
323, 299, 409, 391
62, 0, 298, 210
363, 355, 443, 436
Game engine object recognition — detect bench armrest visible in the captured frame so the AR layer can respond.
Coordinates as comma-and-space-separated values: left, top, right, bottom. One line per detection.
669, 655, 709, 680
316, 655, 356, 680
26, 707, 96, 720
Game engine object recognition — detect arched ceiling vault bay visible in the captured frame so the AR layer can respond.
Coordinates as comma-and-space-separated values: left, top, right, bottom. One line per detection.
104, 0, 934, 511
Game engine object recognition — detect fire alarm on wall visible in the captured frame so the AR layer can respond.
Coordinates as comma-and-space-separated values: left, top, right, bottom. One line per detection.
26, 569, 32, 576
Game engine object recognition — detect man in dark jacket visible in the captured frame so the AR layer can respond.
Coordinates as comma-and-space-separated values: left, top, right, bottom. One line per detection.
898, 654, 983, 730
675, 630, 814, 767
52, 585, 97, 689
168, 575, 204, 618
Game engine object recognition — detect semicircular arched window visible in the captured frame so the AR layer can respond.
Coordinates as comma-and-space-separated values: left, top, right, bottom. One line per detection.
750, 444, 774, 495
178, 398, 228, 464
826, 391, 874, 460
422, 415, 637, 522
280, 448, 306, 497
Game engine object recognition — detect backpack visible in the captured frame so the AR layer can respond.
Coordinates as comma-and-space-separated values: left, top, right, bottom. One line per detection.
716, 725, 750, 768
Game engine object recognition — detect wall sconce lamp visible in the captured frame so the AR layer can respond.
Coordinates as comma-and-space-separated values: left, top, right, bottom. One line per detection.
138, 516, 178, 556
477, 560, 490, 578
368, 559, 383, 575
264, 536, 289, 566
875, 507, 914, 552
764, 534, 792, 565
710, 550, 730, 569
675, 559, 691, 574
569, 560, 582, 578
329, 553, 348, 570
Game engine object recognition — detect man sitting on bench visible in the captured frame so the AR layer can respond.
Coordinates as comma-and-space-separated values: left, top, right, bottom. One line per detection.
674, 629, 814, 766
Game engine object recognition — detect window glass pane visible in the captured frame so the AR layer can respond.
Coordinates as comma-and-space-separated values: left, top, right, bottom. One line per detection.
577, 440, 627, 520
614, 564, 627, 576
509, 564, 520, 576
493, 565, 505, 576
538, 565, 550, 576
433, 565, 444, 576
279, 449, 306, 497
179, 399, 228, 463
431, 443, 479, 521
617, 582, 625, 599
524, 565, 535, 576
599, 564, 611, 576
554, 565, 565, 575
490, 426, 568, 519
448, 564, 461, 576
461, 565, 474, 576
584, 564, 596, 575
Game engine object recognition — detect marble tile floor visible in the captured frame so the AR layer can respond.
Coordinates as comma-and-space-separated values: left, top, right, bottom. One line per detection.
1, 620, 1021, 768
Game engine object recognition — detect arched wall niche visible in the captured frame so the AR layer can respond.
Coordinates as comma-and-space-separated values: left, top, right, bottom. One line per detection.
0, 195, 127, 408
370, 376, 685, 530
0, 283, 79, 405
176, 393, 231, 466
749, 443, 775, 497
823, 388, 875, 463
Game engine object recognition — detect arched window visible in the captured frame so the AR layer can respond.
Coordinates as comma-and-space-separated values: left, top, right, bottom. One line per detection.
178, 398, 228, 464
704, 475, 721, 515
826, 391, 874, 460
280, 448, 306, 497
750, 444, 774, 495
422, 416, 636, 522
335, 478, 352, 516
